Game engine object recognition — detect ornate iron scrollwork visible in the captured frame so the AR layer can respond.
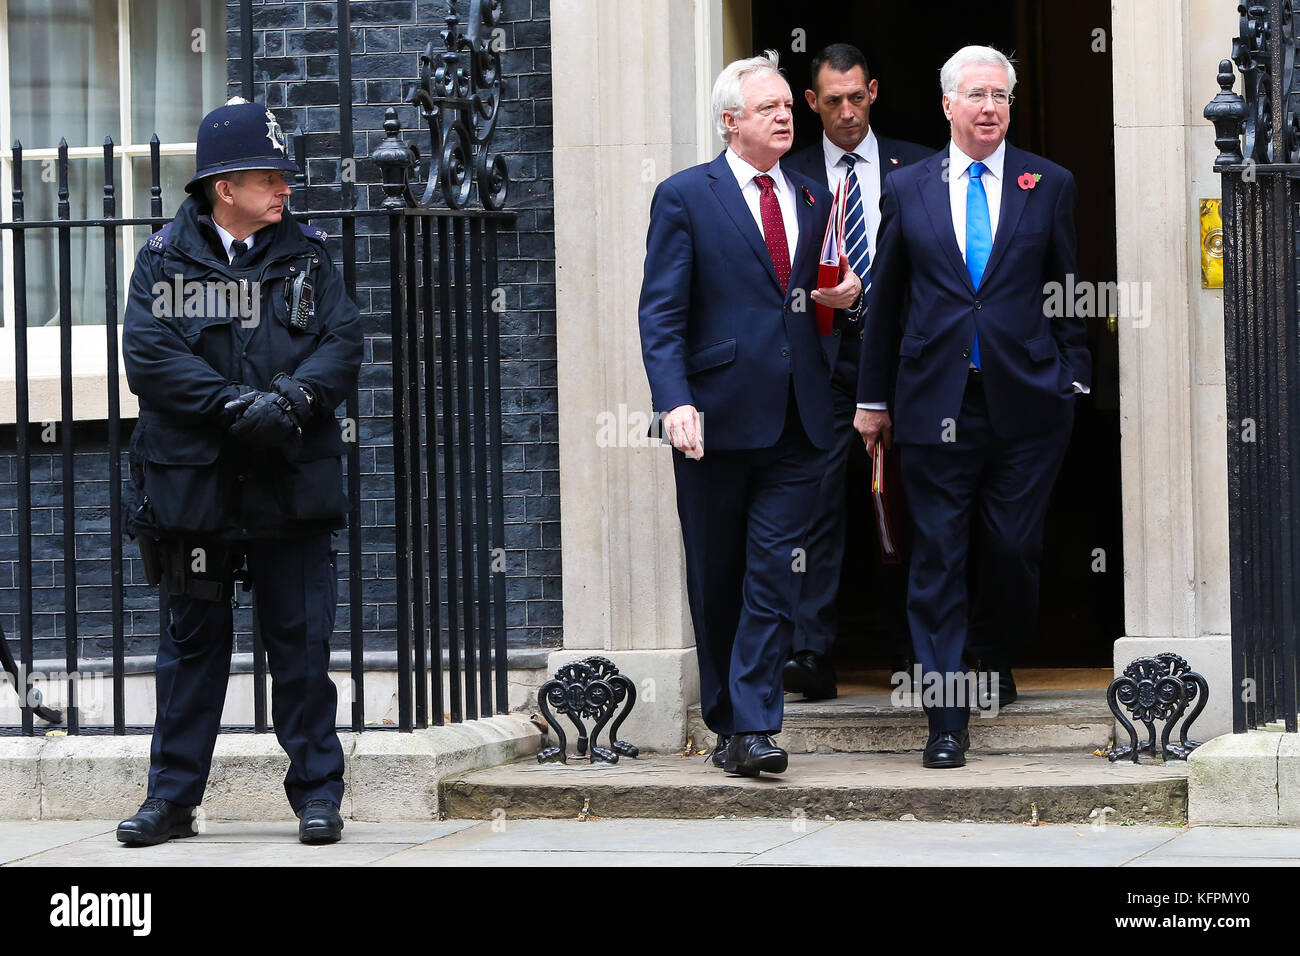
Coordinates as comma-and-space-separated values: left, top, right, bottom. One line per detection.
1232, 2, 1274, 164
405, 0, 509, 210
536, 656, 639, 764
1107, 653, 1209, 763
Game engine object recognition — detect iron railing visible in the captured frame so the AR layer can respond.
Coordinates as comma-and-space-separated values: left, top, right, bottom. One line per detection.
1207, 0, 1300, 732
0, 0, 517, 734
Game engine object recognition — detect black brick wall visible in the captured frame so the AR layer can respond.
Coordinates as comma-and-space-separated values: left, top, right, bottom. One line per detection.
0, 0, 560, 666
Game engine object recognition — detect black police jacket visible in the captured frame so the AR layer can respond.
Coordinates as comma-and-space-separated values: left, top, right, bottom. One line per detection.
122, 196, 362, 541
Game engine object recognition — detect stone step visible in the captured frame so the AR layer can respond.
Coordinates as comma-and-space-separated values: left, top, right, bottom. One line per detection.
441, 751, 1187, 825
687, 689, 1115, 754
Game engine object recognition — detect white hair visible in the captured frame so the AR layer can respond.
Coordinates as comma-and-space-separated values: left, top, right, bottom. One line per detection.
939, 45, 1017, 94
711, 49, 786, 143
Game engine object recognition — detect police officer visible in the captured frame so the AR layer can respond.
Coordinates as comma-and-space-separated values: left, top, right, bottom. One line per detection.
115, 98, 361, 846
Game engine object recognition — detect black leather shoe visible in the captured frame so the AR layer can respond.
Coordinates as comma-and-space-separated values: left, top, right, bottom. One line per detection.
922, 730, 970, 769
297, 798, 344, 844
978, 664, 1018, 707
116, 797, 197, 846
710, 735, 731, 769
722, 733, 788, 777
783, 651, 837, 701
891, 656, 917, 694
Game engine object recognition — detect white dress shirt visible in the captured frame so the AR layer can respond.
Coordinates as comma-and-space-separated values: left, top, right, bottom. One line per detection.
212, 218, 256, 264
725, 147, 799, 270
948, 139, 1004, 258
822, 128, 882, 256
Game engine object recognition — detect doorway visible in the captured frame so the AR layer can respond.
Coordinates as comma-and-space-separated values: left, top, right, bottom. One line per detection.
750, 0, 1123, 668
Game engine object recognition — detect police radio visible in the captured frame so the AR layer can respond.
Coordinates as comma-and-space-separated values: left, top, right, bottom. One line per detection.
286, 272, 315, 330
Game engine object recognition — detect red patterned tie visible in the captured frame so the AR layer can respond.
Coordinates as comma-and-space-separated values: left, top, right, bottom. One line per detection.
754, 174, 790, 294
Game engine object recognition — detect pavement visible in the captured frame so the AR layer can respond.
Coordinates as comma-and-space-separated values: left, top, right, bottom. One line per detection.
1, 817, 1297, 866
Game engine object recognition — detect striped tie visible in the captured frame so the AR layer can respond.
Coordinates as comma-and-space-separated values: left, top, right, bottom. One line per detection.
840, 152, 870, 305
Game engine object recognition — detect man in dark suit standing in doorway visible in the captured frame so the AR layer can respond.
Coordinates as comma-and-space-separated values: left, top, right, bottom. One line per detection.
782, 44, 931, 701
854, 45, 1090, 768
639, 51, 863, 776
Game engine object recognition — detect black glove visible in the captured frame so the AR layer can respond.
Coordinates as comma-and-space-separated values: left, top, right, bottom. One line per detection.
224, 389, 302, 447
271, 372, 316, 421
218, 383, 259, 429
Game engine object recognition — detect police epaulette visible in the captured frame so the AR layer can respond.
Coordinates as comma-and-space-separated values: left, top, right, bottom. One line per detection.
299, 223, 329, 244
145, 222, 174, 253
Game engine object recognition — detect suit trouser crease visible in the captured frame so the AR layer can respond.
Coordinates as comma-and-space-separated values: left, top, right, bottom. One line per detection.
898, 380, 1071, 733
147, 533, 345, 812
673, 398, 822, 736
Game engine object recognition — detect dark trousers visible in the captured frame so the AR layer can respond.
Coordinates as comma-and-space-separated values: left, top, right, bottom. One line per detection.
794, 332, 909, 660
898, 374, 1072, 734
672, 387, 823, 735
147, 533, 344, 813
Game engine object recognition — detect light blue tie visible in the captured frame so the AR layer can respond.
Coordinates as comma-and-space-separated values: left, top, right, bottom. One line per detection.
966, 161, 993, 370
840, 153, 870, 305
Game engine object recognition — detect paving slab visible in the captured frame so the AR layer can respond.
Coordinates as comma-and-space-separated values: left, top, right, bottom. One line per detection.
1122, 856, 1296, 867
1141, 825, 1300, 860
186, 819, 480, 844
6, 828, 415, 867
738, 820, 1183, 867
443, 752, 1189, 824
407, 818, 831, 854
371, 849, 750, 866
0, 820, 117, 865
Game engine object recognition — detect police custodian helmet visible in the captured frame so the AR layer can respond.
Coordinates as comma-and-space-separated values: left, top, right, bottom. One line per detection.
185, 97, 299, 195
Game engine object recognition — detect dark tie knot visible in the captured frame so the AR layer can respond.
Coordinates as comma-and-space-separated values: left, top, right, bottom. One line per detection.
841, 152, 864, 168
230, 240, 248, 259
969, 161, 987, 180
754, 174, 775, 193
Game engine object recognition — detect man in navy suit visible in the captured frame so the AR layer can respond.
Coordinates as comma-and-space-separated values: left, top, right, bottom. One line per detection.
782, 43, 931, 701
639, 50, 863, 776
854, 46, 1090, 768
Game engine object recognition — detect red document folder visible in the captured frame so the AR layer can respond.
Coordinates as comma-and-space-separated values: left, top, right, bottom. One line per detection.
815, 176, 848, 336
871, 442, 905, 564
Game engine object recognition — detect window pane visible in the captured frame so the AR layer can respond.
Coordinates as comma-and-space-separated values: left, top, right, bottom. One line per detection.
129, 0, 228, 143
8, 0, 120, 149
131, 155, 195, 219
14, 159, 125, 327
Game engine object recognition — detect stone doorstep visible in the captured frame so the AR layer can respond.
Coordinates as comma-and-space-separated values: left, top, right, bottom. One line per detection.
440, 751, 1190, 825
0, 714, 542, 822
1189, 731, 1300, 826
687, 689, 1116, 755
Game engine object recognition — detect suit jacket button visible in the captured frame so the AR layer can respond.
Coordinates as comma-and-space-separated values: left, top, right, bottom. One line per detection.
780, 347, 790, 357
974, 300, 983, 310
961, 347, 971, 359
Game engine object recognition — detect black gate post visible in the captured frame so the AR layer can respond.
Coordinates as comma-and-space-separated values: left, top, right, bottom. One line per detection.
1208, 0, 1300, 732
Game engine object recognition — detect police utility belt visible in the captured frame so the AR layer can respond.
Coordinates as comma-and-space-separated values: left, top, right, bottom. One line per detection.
137, 535, 248, 604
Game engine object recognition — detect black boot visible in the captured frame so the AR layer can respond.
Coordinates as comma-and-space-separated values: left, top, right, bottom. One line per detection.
116, 798, 197, 847
297, 799, 344, 844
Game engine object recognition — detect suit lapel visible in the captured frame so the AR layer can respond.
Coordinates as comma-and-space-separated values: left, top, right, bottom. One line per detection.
979, 145, 1029, 288
706, 152, 782, 294
918, 153, 975, 294
875, 135, 904, 174
788, 173, 821, 300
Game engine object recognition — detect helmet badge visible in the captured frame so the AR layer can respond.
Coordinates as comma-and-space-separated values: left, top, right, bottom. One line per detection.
265, 109, 287, 155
